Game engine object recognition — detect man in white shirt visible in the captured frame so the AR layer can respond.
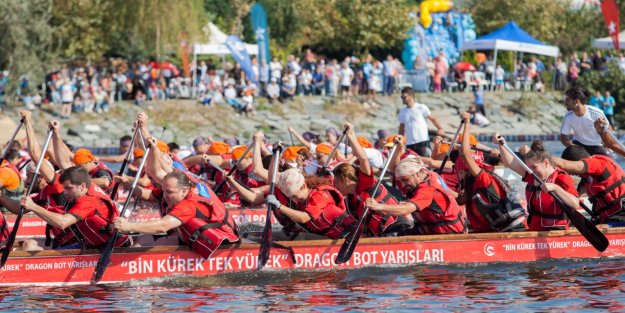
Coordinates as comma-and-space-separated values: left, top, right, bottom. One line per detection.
398, 87, 444, 157
560, 85, 610, 156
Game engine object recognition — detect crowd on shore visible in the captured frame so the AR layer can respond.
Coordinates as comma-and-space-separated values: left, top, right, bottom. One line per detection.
0, 83, 623, 262
0, 48, 622, 120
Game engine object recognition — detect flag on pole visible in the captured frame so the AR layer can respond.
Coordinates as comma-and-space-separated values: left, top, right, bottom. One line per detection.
601, 0, 620, 49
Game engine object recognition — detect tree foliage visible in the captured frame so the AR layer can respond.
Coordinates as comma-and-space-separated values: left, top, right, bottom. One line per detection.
0, 0, 58, 90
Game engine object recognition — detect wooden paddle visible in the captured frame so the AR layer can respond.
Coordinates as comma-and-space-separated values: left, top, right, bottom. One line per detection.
257, 142, 282, 269
498, 136, 608, 252
0, 127, 52, 268
335, 143, 399, 264
0, 118, 24, 164
90, 145, 151, 284
437, 120, 464, 174
109, 126, 140, 200
213, 143, 254, 194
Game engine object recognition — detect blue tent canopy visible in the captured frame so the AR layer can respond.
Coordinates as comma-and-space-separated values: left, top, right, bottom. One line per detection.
461, 21, 559, 57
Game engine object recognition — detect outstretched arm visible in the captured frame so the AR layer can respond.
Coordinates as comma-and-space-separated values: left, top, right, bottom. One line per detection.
20, 110, 55, 183
49, 120, 74, 170
288, 126, 312, 150
493, 134, 526, 177
460, 112, 481, 177
344, 122, 371, 176
252, 131, 269, 183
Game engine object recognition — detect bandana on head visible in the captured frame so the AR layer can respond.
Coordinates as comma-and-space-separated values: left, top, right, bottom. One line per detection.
73, 148, 95, 165
455, 150, 492, 171
277, 168, 305, 198
395, 158, 426, 177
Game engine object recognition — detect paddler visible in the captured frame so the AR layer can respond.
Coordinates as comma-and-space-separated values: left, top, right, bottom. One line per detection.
366, 136, 465, 235
495, 137, 578, 231
456, 112, 527, 233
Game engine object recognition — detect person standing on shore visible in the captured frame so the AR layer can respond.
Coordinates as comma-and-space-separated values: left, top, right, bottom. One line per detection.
397, 87, 444, 157
560, 85, 610, 156
603, 91, 616, 127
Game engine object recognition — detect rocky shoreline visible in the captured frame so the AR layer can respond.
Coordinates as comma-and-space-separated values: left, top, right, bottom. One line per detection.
0, 91, 567, 148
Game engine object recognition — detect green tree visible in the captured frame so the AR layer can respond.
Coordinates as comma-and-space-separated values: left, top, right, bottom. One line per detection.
578, 62, 625, 126
0, 0, 58, 94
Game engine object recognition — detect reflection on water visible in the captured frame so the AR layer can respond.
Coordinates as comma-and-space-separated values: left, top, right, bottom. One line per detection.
4, 258, 625, 311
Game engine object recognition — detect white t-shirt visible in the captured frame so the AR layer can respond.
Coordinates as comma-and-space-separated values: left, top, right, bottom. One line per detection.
398, 103, 431, 145
560, 105, 608, 146
340, 68, 354, 87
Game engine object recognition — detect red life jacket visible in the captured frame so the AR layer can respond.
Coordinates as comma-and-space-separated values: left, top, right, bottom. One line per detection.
303, 185, 356, 239
409, 170, 465, 235
88, 162, 114, 191
160, 183, 239, 259
44, 205, 77, 248
69, 184, 130, 248
270, 188, 304, 238
581, 155, 625, 221
469, 171, 527, 232
524, 168, 570, 230
349, 182, 398, 237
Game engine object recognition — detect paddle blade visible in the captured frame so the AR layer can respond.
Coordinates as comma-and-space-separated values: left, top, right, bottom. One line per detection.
335, 210, 370, 264
0, 211, 24, 268
563, 205, 609, 252
90, 231, 118, 284
257, 207, 274, 269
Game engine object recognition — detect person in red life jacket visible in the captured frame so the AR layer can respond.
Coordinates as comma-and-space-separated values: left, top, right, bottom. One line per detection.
47, 120, 114, 191
113, 171, 239, 259
496, 137, 579, 231
264, 168, 356, 239
282, 145, 309, 171
20, 166, 131, 249
186, 136, 211, 178
552, 144, 625, 223
368, 144, 466, 235
455, 112, 527, 233
332, 122, 403, 237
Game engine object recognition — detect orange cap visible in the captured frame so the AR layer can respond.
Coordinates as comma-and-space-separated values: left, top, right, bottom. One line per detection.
458, 134, 478, 146
231, 145, 251, 160
73, 148, 95, 165
385, 134, 406, 147
156, 140, 169, 153
357, 136, 373, 148
438, 143, 450, 154
208, 141, 230, 155
133, 148, 145, 158
283, 146, 306, 160
315, 143, 333, 155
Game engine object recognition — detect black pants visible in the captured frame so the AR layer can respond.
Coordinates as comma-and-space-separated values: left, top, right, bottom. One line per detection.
407, 141, 431, 157
572, 140, 610, 157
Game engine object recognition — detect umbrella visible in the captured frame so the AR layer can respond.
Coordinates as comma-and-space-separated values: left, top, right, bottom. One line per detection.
454, 62, 476, 72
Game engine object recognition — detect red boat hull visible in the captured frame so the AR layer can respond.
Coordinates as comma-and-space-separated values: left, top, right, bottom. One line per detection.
1, 228, 624, 286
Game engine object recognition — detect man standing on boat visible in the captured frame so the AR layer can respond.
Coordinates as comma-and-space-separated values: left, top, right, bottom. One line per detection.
560, 85, 610, 156
398, 86, 444, 157
20, 166, 131, 249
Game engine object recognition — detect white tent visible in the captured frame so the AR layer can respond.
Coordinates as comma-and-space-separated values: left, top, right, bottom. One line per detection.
593, 30, 625, 49
192, 22, 259, 95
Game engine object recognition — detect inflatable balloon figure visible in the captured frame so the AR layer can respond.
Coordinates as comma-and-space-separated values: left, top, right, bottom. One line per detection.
402, 2, 476, 70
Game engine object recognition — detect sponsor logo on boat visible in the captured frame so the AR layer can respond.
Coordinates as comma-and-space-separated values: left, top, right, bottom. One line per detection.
483, 243, 495, 257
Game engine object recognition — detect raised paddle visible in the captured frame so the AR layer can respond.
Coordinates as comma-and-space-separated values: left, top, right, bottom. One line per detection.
497, 136, 608, 252
91, 145, 151, 284
0, 118, 24, 164
335, 143, 399, 264
0, 127, 53, 268
257, 142, 283, 269
109, 126, 140, 200
437, 120, 464, 174
213, 142, 254, 194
